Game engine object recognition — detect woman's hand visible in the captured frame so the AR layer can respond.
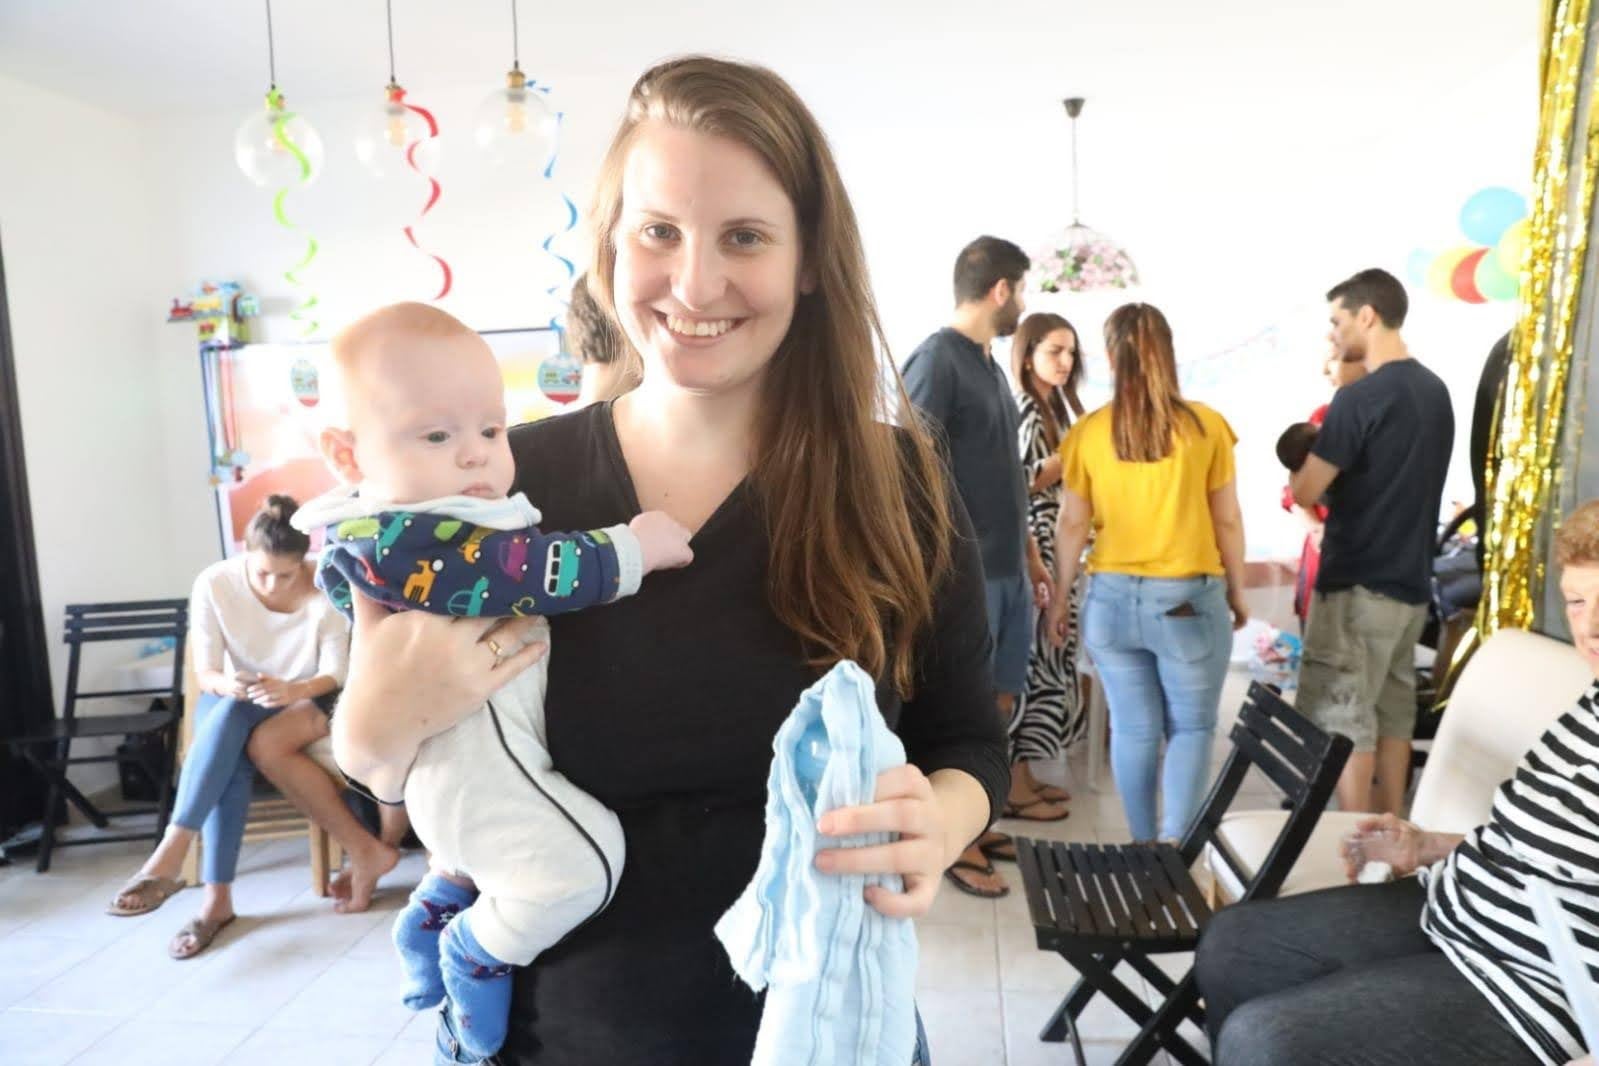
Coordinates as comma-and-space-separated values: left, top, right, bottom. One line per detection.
220, 672, 253, 700
335, 591, 549, 785
1046, 593, 1072, 648
813, 765, 951, 919
245, 675, 298, 709
1226, 590, 1249, 631
1340, 813, 1425, 880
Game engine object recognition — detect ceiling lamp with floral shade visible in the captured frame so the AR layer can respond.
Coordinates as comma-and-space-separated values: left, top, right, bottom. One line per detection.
1032, 97, 1140, 294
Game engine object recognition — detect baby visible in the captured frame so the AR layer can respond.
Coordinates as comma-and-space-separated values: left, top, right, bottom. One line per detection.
1275, 421, 1320, 473
292, 302, 692, 1060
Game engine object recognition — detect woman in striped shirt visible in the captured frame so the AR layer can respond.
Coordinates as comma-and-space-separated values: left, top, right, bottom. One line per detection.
1194, 499, 1599, 1066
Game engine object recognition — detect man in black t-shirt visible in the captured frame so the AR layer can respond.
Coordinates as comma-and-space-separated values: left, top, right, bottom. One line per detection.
1291, 268, 1454, 815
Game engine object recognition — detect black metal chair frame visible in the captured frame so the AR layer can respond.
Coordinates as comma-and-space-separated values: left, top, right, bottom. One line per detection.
7, 599, 188, 872
1016, 682, 1354, 1066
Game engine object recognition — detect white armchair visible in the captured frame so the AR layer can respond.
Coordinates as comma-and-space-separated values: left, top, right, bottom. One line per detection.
1205, 628, 1590, 903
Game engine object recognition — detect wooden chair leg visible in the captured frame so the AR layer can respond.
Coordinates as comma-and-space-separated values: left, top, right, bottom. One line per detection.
310, 825, 331, 897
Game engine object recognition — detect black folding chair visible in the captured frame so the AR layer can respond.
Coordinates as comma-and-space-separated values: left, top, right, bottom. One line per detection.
7, 599, 188, 872
1015, 682, 1353, 1065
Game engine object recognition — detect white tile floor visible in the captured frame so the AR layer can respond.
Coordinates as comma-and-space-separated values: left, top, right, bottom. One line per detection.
0, 590, 1294, 1066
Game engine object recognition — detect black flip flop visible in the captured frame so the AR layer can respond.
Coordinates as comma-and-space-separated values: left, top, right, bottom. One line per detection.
979, 833, 1018, 864
943, 859, 1009, 899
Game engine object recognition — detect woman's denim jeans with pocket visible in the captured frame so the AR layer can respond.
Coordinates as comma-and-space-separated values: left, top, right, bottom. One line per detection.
1081, 573, 1232, 842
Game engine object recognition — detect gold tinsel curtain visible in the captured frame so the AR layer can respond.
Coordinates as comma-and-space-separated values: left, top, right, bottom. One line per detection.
1477, 0, 1599, 639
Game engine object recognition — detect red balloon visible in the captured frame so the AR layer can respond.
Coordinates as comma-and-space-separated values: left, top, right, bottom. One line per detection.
1451, 249, 1489, 303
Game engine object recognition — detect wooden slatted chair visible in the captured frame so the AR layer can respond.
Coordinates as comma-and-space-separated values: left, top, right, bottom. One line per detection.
1015, 682, 1353, 1066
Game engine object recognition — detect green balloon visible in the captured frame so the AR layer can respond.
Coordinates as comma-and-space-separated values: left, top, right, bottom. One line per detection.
1474, 249, 1519, 301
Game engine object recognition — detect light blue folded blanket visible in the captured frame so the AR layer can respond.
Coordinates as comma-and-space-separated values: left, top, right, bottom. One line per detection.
716, 660, 919, 1066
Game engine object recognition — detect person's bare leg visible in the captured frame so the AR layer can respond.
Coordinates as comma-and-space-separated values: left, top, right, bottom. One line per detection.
1372, 738, 1413, 817
246, 703, 398, 913
1335, 751, 1376, 813
379, 804, 411, 848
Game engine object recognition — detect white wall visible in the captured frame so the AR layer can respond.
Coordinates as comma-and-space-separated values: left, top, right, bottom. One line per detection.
1, 72, 182, 788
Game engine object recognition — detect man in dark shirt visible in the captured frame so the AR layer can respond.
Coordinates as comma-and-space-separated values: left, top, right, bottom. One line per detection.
1292, 268, 1455, 815
903, 235, 1056, 898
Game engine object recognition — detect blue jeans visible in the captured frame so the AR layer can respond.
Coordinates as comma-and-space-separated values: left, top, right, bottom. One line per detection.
169, 693, 281, 884
1081, 574, 1231, 842
432, 1006, 933, 1065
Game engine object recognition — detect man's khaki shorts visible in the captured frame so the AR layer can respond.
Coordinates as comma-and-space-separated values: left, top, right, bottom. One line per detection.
1296, 586, 1428, 753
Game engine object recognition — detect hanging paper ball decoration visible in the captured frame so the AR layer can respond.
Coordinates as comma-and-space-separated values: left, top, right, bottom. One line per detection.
1031, 223, 1140, 293
475, 69, 559, 170
1458, 187, 1527, 247
235, 91, 324, 188
354, 83, 442, 180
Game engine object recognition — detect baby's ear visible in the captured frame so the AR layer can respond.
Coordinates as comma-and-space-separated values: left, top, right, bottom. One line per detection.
319, 427, 363, 484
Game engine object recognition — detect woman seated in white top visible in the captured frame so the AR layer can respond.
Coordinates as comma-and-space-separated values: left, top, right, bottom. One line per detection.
106, 495, 404, 959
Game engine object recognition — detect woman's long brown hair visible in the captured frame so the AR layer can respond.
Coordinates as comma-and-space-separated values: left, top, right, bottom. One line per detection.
587, 57, 953, 698
1104, 303, 1202, 462
1009, 312, 1085, 448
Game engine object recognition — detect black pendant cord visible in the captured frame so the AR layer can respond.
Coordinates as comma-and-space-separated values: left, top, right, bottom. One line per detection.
385, 0, 397, 83
264, 0, 278, 89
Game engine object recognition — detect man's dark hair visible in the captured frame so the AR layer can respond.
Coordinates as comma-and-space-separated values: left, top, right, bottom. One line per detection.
1326, 268, 1408, 329
953, 236, 1030, 306
566, 273, 625, 366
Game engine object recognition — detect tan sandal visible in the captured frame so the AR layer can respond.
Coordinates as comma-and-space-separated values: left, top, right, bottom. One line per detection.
168, 914, 236, 960
105, 874, 186, 917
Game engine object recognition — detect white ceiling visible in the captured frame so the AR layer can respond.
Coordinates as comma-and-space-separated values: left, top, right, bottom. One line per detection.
0, 0, 1539, 130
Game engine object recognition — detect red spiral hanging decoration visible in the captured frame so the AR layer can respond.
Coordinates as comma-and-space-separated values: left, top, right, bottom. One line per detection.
387, 84, 452, 299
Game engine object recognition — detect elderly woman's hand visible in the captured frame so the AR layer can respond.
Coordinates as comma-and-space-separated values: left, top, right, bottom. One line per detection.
812, 764, 954, 919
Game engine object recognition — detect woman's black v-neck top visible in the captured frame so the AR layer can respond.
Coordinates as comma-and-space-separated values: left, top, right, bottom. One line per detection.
497, 401, 1007, 1065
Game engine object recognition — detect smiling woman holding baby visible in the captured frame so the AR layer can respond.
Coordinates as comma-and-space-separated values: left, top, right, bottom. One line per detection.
332, 56, 1009, 1065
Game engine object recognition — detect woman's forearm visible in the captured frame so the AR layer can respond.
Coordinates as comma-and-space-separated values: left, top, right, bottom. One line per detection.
928, 768, 993, 866
196, 670, 233, 697
1030, 454, 1062, 493
1213, 516, 1246, 599
1053, 513, 1092, 591
293, 675, 339, 702
330, 685, 423, 803
1418, 831, 1465, 867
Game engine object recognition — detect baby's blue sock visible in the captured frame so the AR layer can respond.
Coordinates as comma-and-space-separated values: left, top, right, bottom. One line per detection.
440, 910, 515, 1061
392, 872, 478, 1011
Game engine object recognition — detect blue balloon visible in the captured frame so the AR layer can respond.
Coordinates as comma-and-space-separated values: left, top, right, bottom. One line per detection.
1405, 248, 1432, 286
1460, 187, 1527, 246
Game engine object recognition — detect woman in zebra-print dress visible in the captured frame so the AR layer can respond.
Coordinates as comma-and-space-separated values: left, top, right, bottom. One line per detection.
1007, 313, 1087, 813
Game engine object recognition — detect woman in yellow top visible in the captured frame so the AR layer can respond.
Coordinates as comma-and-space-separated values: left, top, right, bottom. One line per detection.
1046, 303, 1247, 843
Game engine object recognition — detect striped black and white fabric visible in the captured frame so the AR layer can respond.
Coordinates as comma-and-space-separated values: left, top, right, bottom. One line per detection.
1421, 681, 1599, 1066
1009, 390, 1084, 761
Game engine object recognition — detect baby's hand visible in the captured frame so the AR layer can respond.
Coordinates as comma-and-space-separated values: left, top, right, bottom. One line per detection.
630, 511, 694, 573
